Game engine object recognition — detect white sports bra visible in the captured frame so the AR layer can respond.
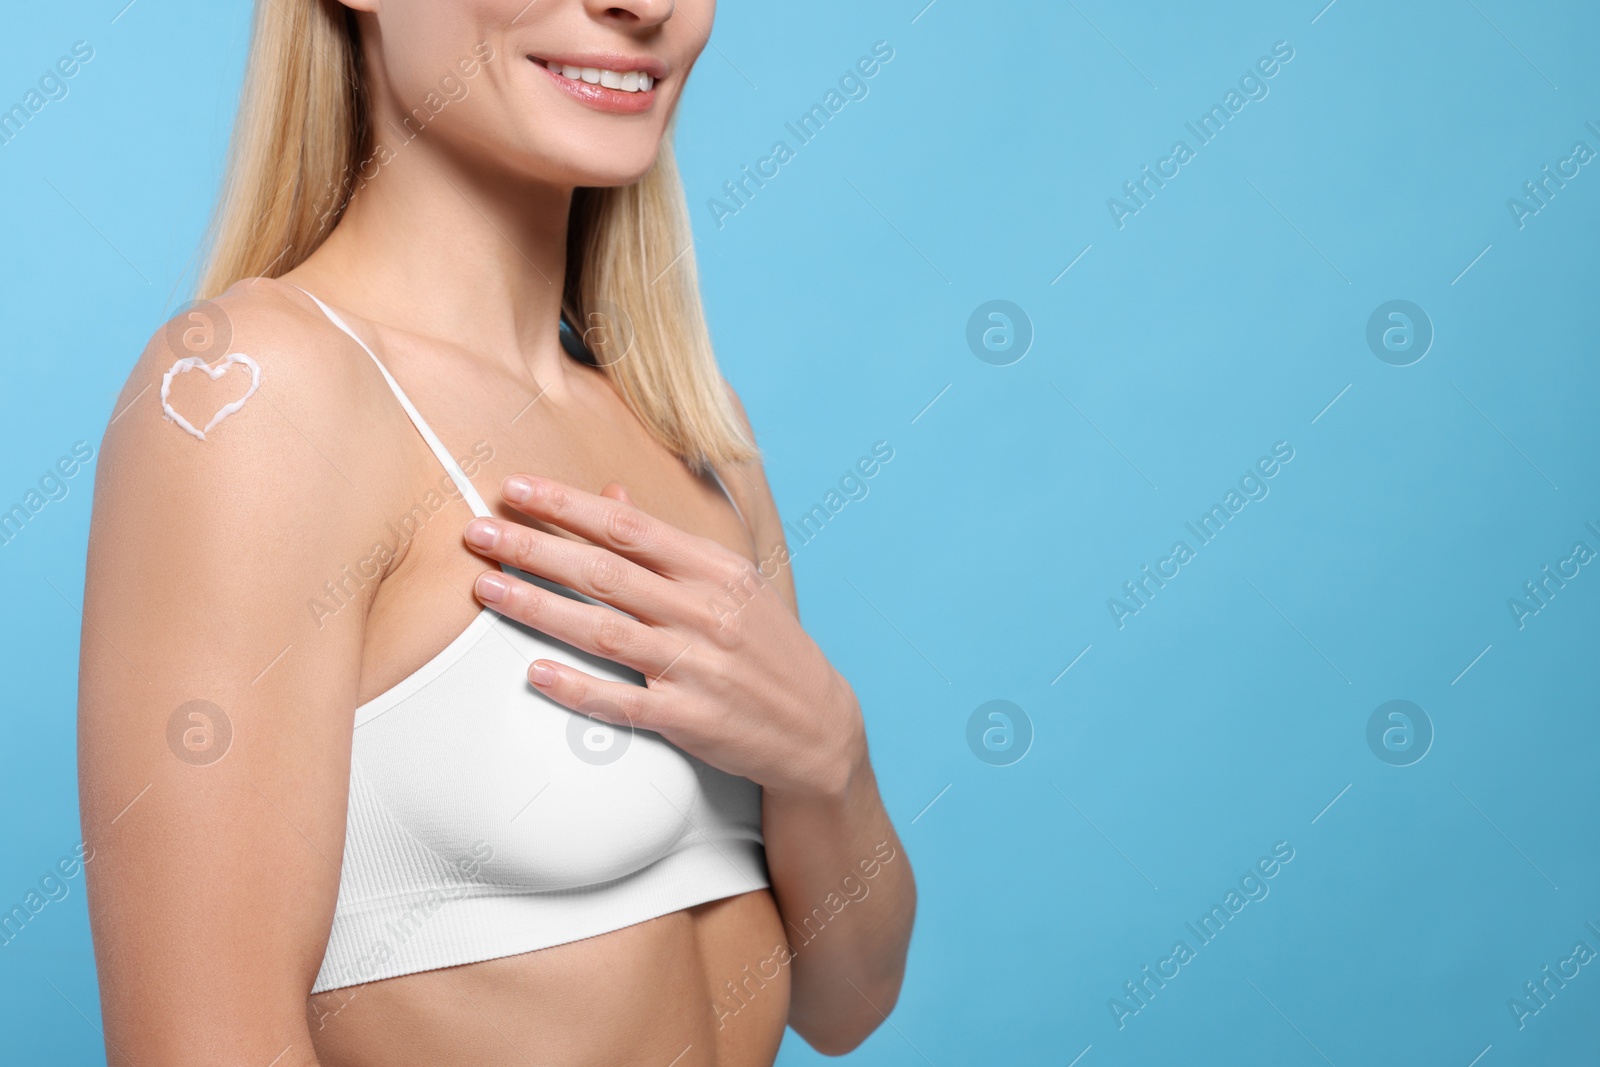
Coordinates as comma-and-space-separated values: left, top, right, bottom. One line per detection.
295, 289, 769, 995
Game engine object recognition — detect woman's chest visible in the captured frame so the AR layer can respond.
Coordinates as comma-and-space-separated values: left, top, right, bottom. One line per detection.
349, 597, 764, 890
349, 352, 753, 724
409, 359, 754, 561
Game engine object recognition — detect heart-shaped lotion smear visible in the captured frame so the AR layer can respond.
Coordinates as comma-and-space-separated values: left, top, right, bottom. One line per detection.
160, 353, 262, 441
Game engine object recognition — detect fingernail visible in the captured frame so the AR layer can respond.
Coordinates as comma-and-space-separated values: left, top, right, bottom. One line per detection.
505, 476, 534, 504
476, 572, 510, 602
465, 519, 498, 549
528, 661, 556, 686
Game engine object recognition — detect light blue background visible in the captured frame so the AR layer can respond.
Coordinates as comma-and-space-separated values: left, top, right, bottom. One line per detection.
3, 1, 1598, 1064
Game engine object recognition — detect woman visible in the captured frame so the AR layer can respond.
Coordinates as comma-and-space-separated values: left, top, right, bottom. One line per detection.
75, 0, 915, 1063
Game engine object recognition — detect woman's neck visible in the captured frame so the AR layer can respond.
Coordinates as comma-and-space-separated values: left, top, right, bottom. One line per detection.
297, 130, 577, 390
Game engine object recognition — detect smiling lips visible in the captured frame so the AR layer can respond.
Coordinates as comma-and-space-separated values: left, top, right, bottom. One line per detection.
531, 55, 664, 114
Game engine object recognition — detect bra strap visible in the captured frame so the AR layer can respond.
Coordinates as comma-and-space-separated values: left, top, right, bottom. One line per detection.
707, 465, 749, 534
295, 287, 493, 520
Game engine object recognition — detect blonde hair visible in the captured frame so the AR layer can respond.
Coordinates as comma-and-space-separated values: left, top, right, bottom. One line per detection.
196, 0, 757, 471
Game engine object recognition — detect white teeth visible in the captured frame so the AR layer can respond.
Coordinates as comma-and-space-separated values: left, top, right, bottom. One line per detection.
542, 59, 655, 92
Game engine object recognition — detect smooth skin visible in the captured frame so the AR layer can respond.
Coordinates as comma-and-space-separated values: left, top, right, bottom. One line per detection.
76, 0, 914, 1065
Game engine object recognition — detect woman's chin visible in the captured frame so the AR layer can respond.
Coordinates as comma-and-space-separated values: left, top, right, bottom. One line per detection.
492, 133, 666, 190
552, 156, 663, 190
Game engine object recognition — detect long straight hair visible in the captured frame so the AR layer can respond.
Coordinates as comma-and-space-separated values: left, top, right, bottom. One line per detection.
196, 0, 757, 471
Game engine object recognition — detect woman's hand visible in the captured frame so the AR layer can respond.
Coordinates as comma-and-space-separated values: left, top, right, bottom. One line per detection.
464, 472, 915, 1053
463, 473, 867, 800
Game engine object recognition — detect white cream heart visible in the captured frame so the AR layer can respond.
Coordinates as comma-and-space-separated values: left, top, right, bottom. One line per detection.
160, 353, 262, 441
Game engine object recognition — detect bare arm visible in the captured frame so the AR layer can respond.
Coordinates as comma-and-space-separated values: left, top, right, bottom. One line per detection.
77, 288, 389, 1066
715, 409, 917, 1054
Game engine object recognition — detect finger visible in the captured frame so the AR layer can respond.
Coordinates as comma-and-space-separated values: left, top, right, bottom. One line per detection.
473, 569, 676, 676
465, 516, 673, 620
525, 658, 663, 733
499, 475, 721, 581
599, 480, 635, 507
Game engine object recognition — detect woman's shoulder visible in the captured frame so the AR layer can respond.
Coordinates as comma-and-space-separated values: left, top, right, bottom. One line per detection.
96, 275, 397, 527
120, 275, 372, 419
